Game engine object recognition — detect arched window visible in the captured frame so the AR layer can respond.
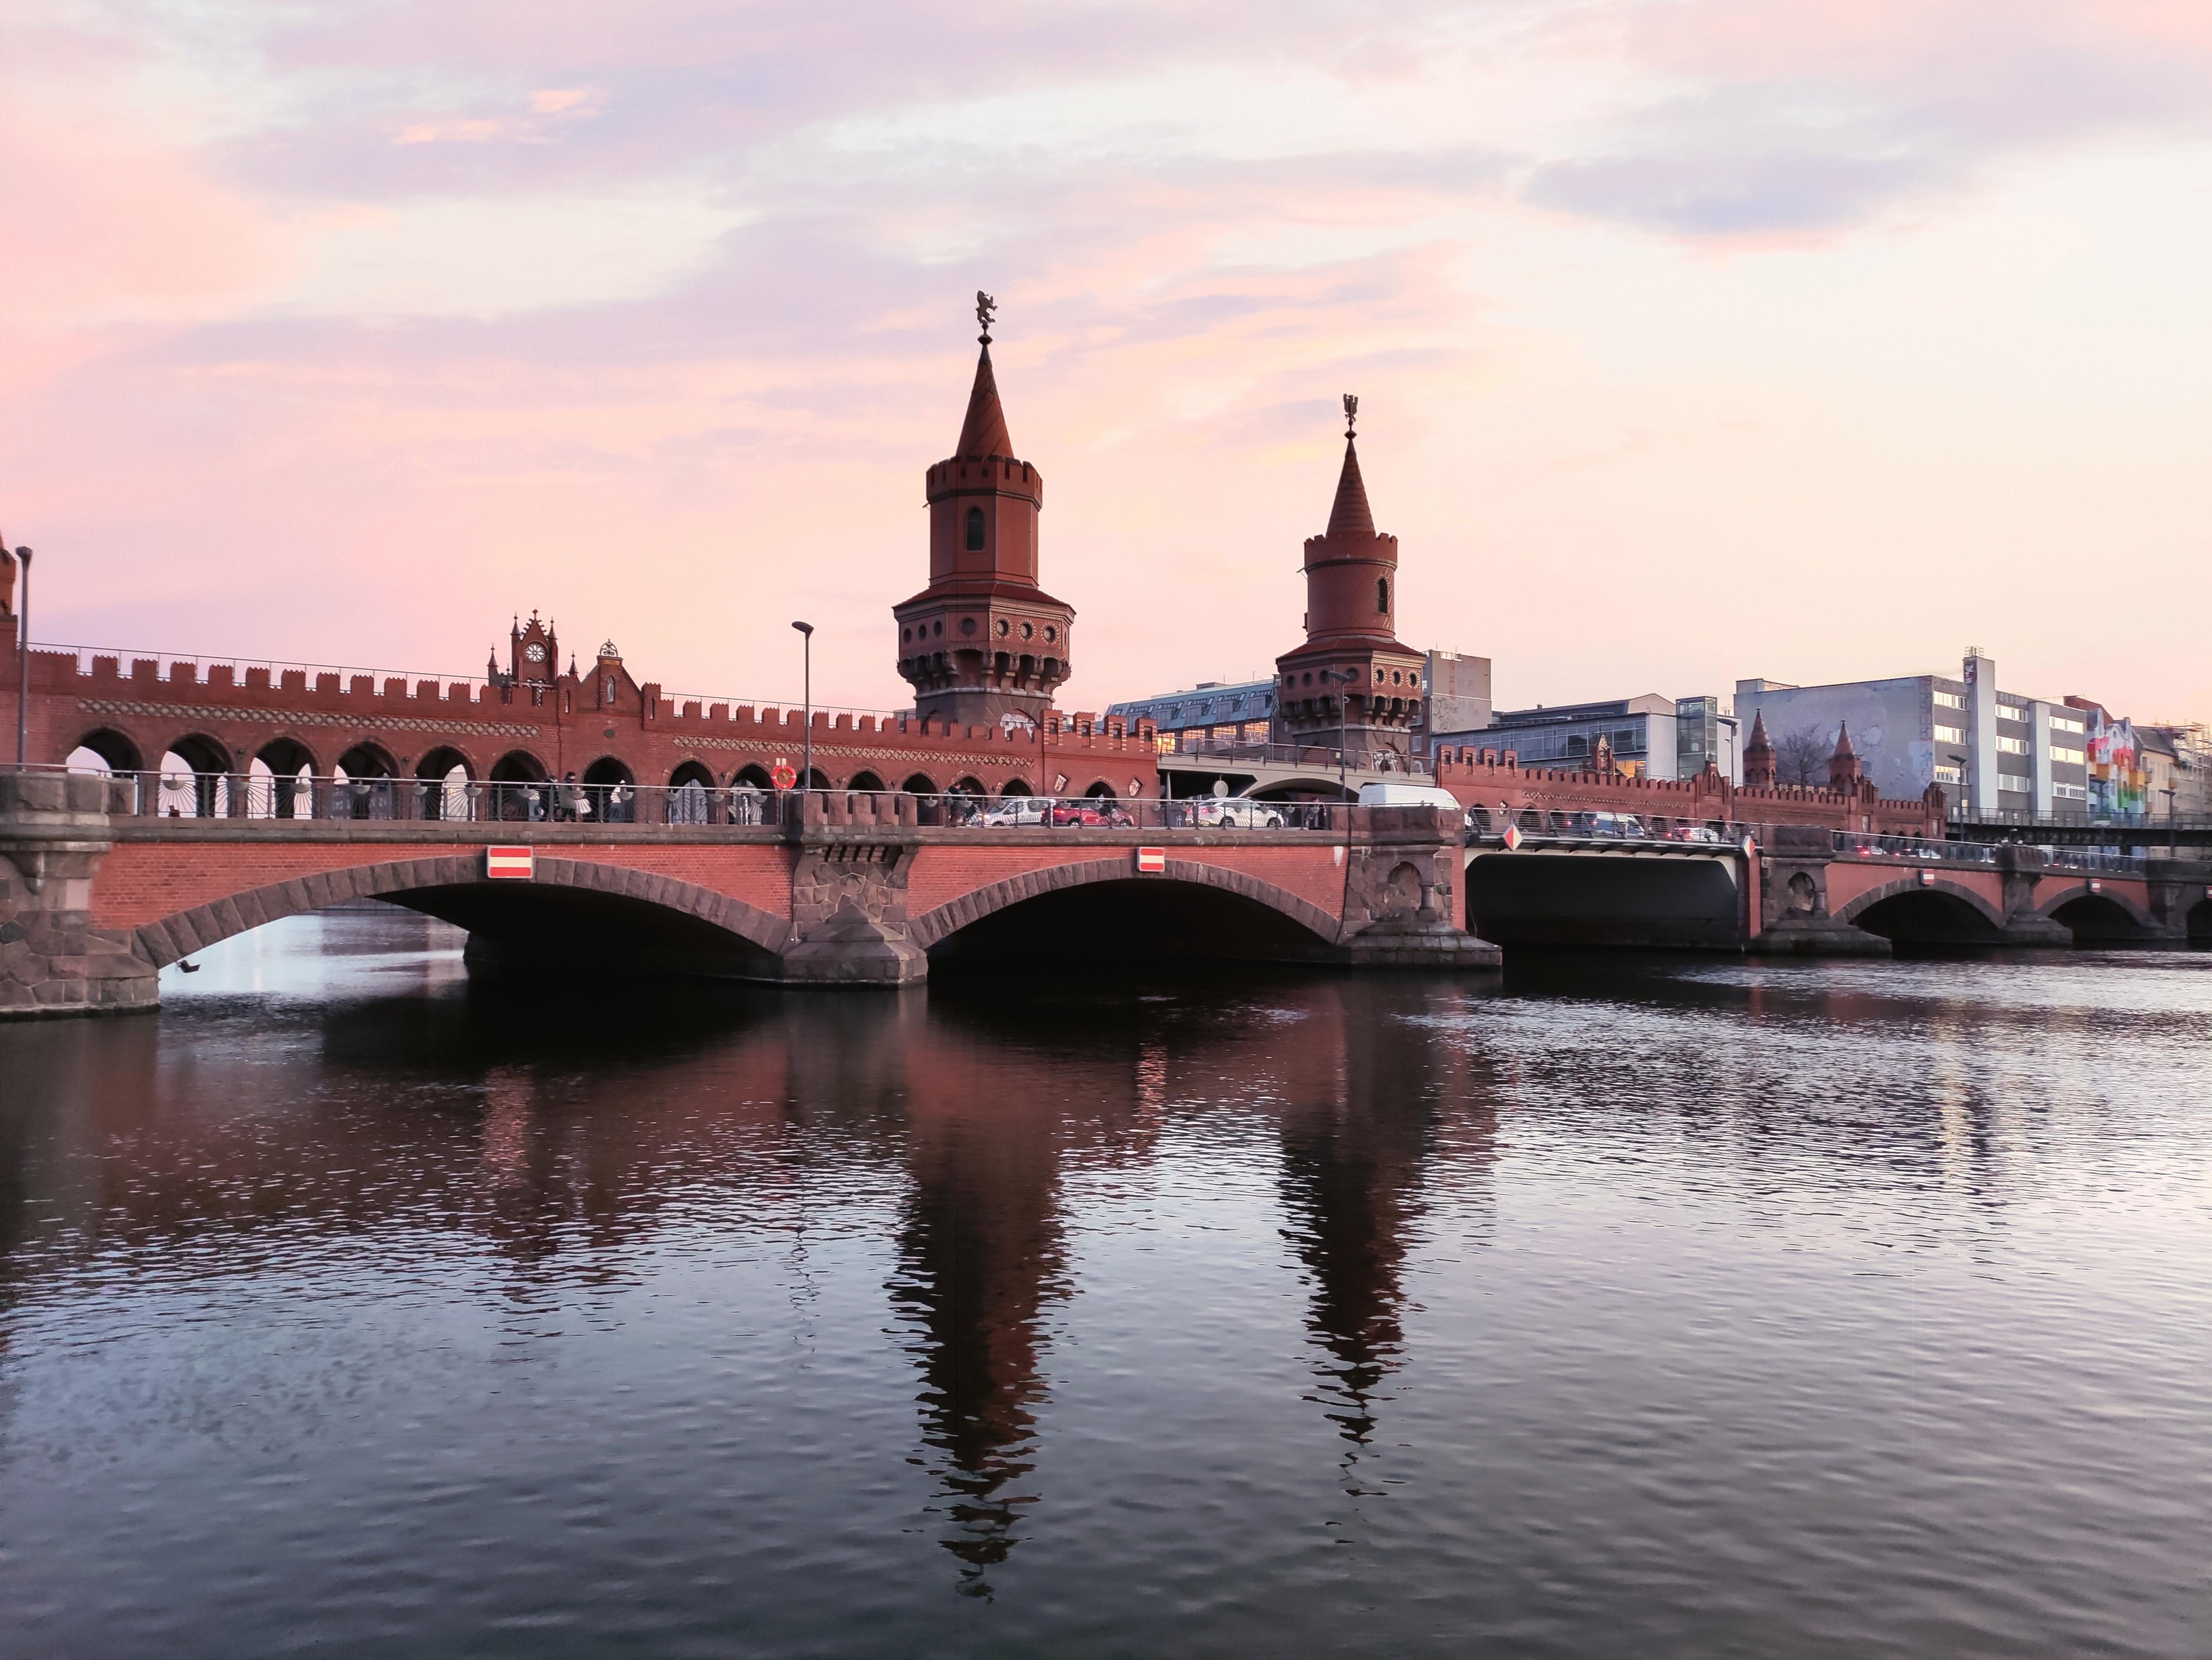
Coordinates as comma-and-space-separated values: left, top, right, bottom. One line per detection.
1377, 577, 1389, 614
966, 507, 986, 551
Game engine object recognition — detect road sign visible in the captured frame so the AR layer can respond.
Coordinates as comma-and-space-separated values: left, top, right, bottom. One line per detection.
1501, 822, 1522, 851
1741, 834, 1757, 859
486, 846, 534, 880
770, 758, 798, 790
1136, 847, 1166, 874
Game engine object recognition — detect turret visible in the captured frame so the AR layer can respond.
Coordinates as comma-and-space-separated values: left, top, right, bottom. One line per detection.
1743, 708, 1776, 788
893, 294, 1076, 729
1826, 718, 1864, 793
1270, 397, 1427, 771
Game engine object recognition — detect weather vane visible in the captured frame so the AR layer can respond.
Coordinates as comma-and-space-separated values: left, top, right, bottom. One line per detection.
976, 289, 997, 343
1343, 392, 1358, 438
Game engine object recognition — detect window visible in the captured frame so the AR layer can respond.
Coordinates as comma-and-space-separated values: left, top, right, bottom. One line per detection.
965, 507, 985, 550
1934, 763, 1963, 783
1998, 773, 2031, 792
2049, 744, 2084, 764
1995, 735, 2028, 755
2050, 714, 2085, 735
1933, 691, 1965, 710
1934, 723, 1964, 744
1998, 704, 2029, 724
2054, 782, 2087, 800
1377, 578, 1389, 614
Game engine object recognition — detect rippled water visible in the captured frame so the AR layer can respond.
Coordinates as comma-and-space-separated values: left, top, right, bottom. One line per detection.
2, 910, 2208, 1658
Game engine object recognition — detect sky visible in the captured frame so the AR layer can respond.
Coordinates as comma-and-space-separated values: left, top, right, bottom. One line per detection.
4, 0, 2211, 722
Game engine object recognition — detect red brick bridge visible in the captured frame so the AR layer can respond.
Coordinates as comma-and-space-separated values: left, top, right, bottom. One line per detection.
0, 772, 1495, 1015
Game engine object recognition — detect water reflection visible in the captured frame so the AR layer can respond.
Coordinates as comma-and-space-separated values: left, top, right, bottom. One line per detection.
1, 917, 2209, 1659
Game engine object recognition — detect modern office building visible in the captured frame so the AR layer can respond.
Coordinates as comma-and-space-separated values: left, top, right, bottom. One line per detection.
1736, 650, 2091, 817
1434, 693, 1731, 782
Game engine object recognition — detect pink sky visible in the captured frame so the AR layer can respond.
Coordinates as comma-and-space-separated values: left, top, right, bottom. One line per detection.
4, 0, 2210, 722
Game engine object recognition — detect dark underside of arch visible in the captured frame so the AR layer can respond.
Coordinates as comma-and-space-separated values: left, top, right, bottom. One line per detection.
381, 884, 782, 981
2045, 895, 2156, 945
1463, 852, 1740, 949
927, 877, 1337, 969
1850, 890, 2003, 947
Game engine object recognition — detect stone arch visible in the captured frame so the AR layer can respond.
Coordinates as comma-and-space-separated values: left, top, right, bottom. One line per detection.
1834, 876, 2006, 942
2037, 883, 2158, 943
1000, 778, 1033, 796
733, 763, 775, 791
948, 776, 985, 797
132, 855, 790, 972
2032, 881, 2155, 932
911, 857, 1339, 952
848, 770, 886, 794
335, 741, 397, 779
2188, 897, 2212, 944
900, 772, 938, 795
1084, 779, 1116, 799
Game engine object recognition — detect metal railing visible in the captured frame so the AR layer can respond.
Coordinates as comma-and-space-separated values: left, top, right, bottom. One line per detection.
63, 768, 1384, 833
1832, 830, 2148, 876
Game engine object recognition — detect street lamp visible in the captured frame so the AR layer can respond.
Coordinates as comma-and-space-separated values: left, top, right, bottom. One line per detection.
13, 545, 30, 771
791, 621, 814, 808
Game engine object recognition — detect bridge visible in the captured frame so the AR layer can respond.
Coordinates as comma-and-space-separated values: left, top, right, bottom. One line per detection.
0, 770, 1496, 1016
1466, 823, 2211, 955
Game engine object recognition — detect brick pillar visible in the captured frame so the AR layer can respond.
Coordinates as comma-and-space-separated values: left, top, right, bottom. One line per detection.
0, 771, 160, 1017
1748, 826, 1891, 956
1995, 845, 2073, 946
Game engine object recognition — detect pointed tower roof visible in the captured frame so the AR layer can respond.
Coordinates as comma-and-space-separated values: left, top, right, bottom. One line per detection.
954, 341, 1014, 460
1746, 708, 1771, 750
1830, 718, 1856, 758
1327, 438, 1374, 539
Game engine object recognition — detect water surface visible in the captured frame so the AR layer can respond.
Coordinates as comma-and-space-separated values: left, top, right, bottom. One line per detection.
2, 910, 2208, 1657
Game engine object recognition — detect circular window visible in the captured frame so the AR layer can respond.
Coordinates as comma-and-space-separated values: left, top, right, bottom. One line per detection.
1392, 670, 1403, 684
961, 617, 977, 635
1302, 672, 1312, 686
996, 618, 1010, 636
1044, 626, 1058, 642
932, 620, 943, 636
901, 626, 911, 643
1020, 622, 1034, 639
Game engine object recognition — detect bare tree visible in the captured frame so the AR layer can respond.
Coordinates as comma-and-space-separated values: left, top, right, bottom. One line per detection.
1774, 726, 1831, 788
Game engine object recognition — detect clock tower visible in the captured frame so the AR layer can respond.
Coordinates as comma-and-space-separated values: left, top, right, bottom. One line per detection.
495, 612, 559, 687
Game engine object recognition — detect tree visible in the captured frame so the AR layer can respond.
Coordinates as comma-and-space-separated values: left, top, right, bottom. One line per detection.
1774, 726, 1831, 788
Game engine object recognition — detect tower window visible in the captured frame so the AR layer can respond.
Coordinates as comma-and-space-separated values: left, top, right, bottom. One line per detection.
1377, 578, 1389, 614
966, 507, 985, 551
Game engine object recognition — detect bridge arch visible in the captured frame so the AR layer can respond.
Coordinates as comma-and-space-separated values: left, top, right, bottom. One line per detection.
2036, 883, 2158, 943
133, 855, 790, 979
1835, 876, 2006, 944
913, 857, 1340, 962
2189, 898, 2212, 945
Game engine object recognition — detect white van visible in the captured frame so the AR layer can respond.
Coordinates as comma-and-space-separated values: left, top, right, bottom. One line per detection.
1356, 781, 1469, 820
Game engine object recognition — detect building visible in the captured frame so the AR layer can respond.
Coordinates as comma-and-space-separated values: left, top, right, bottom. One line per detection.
2141, 723, 2212, 817
1108, 646, 1490, 758
1736, 649, 2091, 818
1432, 693, 1731, 782
1106, 678, 1277, 752
893, 301, 1075, 729
1268, 398, 1429, 761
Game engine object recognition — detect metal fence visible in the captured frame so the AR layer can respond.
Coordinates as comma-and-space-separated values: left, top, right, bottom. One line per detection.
72, 769, 1380, 833
1159, 738, 1434, 776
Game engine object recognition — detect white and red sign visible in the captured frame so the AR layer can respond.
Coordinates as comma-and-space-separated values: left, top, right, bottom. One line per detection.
1135, 847, 1166, 874
486, 846, 535, 880
1501, 822, 1523, 851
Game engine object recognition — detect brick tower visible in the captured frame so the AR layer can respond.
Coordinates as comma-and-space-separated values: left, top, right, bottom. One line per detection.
1271, 397, 1427, 767
1743, 708, 1776, 788
894, 296, 1074, 730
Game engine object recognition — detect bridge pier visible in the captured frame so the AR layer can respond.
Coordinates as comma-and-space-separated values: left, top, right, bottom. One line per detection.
0, 772, 160, 1018
779, 836, 929, 985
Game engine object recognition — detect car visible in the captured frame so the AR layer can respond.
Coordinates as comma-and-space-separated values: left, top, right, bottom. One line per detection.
1567, 811, 1646, 839
1356, 781, 1467, 813
1049, 801, 1135, 828
978, 796, 1053, 828
1669, 825, 1723, 844
1188, 797, 1288, 829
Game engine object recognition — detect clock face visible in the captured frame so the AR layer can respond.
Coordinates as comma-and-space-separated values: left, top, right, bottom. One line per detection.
525, 643, 546, 662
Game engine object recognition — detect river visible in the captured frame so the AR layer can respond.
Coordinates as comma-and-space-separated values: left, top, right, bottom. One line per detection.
1, 909, 2207, 1658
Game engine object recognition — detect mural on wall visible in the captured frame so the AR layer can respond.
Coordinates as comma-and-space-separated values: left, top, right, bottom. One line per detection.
2082, 706, 2146, 820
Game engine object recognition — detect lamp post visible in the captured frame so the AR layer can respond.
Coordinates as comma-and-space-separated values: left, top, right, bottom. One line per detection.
791, 621, 814, 808
13, 545, 30, 771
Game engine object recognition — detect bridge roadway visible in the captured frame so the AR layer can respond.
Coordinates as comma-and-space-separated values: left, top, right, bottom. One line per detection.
7, 773, 2206, 1016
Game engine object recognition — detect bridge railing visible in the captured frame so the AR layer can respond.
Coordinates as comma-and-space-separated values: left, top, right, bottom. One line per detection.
59, 768, 1384, 834
1831, 829, 2148, 876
